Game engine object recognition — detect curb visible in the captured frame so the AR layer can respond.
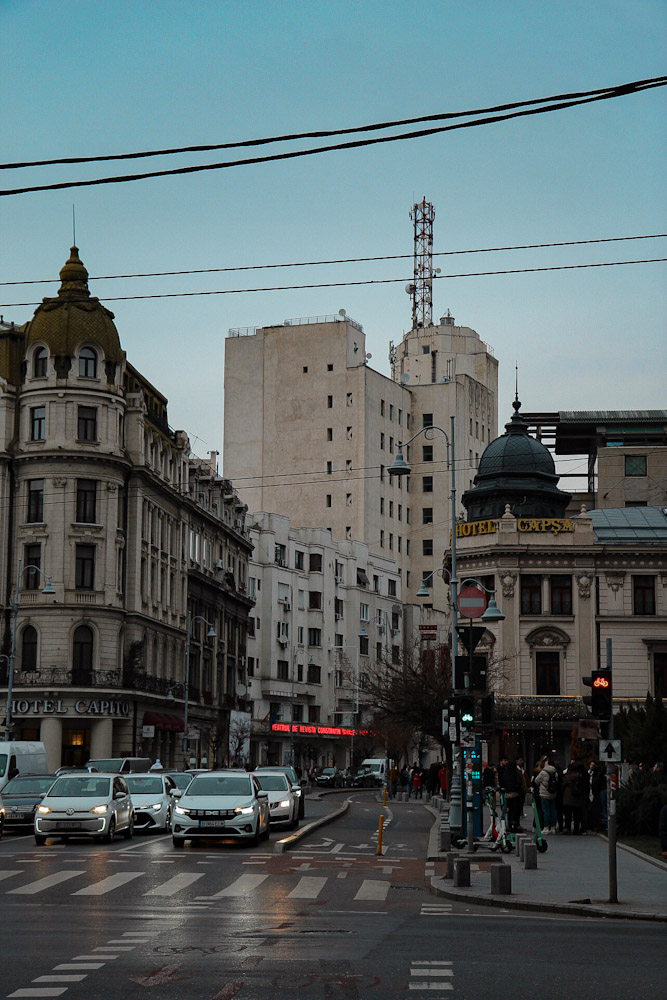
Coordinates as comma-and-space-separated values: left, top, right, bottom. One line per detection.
601, 834, 667, 873
273, 798, 350, 853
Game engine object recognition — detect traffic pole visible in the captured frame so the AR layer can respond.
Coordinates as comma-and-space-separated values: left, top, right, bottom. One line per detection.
605, 638, 618, 904
376, 814, 384, 855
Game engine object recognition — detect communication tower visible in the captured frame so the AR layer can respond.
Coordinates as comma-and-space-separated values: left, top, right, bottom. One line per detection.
408, 198, 436, 330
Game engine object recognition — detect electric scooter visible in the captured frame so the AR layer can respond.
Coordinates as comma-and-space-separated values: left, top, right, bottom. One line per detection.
489, 789, 515, 853
530, 789, 549, 853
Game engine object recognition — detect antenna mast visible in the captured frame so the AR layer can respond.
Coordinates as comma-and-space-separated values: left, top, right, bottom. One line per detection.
409, 197, 435, 330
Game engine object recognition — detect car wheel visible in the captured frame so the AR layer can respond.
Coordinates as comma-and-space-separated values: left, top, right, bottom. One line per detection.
123, 814, 134, 840
260, 816, 270, 841
34, 834, 46, 846
165, 807, 172, 832
249, 821, 261, 847
172, 836, 185, 848
103, 817, 116, 843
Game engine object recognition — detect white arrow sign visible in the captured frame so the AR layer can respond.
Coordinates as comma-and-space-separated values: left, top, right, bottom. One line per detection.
599, 738, 621, 762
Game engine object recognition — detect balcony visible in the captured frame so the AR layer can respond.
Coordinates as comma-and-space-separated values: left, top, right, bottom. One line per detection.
14, 668, 121, 688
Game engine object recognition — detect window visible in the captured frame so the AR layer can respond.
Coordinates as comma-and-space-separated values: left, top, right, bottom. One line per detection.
389, 437, 394, 453
30, 406, 45, 441
423, 476, 433, 493
277, 660, 289, 681
77, 406, 97, 442
307, 662, 321, 684
422, 445, 433, 462
422, 413, 433, 428
625, 455, 647, 477
380, 464, 384, 482
308, 628, 322, 647
373, 574, 379, 593
380, 399, 385, 416
297, 664, 303, 682
309, 591, 322, 610
75, 544, 95, 589
335, 598, 344, 619
292, 704, 303, 722
276, 621, 289, 640
422, 539, 433, 556
327, 363, 333, 371
389, 500, 394, 517
398, 409, 402, 426
79, 346, 97, 378
309, 553, 322, 572
346, 493, 352, 506
550, 576, 572, 615
422, 507, 433, 524
326, 494, 332, 507
275, 544, 286, 566
380, 497, 384, 515
24, 544, 41, 590
380, 529, 384, 547
326, 461, 332, 474
422, 345, 429, 355
398, 504, 402, 521
277, 582, 290, 602
308, 705, 321, 724
360, 603, 369, 621
27, 479, 44, 522
269, 702, 281, 721
633, 575, 656, 615
295, 550, 304, 570
389, 533, 393, 550
521, 575, 542, 615
33, 347, 48, 378
359, 635, 369, 656
76, 480, 97, 523
535, 651, 560, 695
327, 395, 333, 408
327, 428, 333, 441
22, 625, 38, 672
389, 404, 394, 420
654, 652, 667, 698
380, 433, 385, 450
388, 579, 397, 597
72, 624, 94, 684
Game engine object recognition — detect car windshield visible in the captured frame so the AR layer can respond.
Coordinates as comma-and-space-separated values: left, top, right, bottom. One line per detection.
258, 767, 297, 783
3, 776, 54, 795
255, 775, 288, 791
168, 774, 192, 789
187, 774, 252, 797
49, 776, 112, 798
87, 759, 122, 772
321, 769, 336, 775
125, 776, 163, 794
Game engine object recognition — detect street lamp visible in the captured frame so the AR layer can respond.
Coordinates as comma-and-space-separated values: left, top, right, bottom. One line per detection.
4, 559, 55, 738
334, 645, 359, 770
183, 611, 216, 763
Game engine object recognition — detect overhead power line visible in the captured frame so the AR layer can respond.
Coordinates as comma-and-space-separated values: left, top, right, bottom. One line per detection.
2, 76, 665, 197
1, 257, 664, 309
2, 233, 664, 287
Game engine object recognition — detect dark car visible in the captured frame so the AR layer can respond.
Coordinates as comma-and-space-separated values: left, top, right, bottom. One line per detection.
352, 766, 382, 788
314, 767, 343, 788
1, 774, 56, 831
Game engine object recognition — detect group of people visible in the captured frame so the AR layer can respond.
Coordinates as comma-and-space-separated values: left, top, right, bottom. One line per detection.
483, 754, 610, 835
387, 762, 447, 800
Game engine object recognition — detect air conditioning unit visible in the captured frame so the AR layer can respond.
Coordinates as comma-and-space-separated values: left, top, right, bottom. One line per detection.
391, 628, 399, 636
215, 560, 225, 570
335, 613, 342, 621
377, 624, 385, 634
335, 575, 343, 584
278, 636, 289, 646
283, 602, 292, 612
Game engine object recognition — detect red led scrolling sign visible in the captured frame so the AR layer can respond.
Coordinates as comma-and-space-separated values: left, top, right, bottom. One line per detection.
271, 723, 368, 737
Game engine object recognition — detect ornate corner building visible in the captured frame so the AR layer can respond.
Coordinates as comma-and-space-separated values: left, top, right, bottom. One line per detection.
0, 247, 253, 769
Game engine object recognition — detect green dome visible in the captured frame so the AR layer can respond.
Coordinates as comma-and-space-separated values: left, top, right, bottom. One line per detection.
24, 246, 124, 364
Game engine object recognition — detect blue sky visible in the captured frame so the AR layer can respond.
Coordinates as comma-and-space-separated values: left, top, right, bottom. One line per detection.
2, 0, 665, 469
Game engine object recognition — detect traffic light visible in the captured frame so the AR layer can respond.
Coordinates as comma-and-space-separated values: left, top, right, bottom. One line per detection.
582, 669, 613, 720
458, 695, 475, 730
480, 693, 494, 725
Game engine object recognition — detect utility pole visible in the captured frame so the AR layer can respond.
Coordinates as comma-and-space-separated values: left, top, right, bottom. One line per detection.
606, 638, 618, 905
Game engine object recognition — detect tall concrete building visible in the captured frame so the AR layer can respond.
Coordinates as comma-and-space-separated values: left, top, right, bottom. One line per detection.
223, 311, 498, 616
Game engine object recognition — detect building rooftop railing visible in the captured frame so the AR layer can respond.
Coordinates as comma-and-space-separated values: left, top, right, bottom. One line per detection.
228, 313, 363, 338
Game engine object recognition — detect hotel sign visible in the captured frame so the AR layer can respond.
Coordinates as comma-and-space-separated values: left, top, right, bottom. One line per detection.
454, 517, 573, 539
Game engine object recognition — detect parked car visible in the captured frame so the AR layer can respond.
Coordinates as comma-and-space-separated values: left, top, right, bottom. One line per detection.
314, 767, 344, 789
352, 766, 382, 788
0, 741, 49, 793
125, 773, 179, 832
1, 774, 55, 832
253, 771, 299, 828
254, 765, 305, 819
34, 773, 134, 844
172, 770, 270, 847
86, 757, 151, 774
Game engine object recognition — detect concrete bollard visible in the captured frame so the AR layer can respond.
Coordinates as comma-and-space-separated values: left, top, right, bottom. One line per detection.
490, 863, 512, 895
524, 843, 538, 869
439, 828, 452, 852
446, 852, 458, 880
453, 858, 470, 887
516, 835, 527, 861
432, 795, 440, 809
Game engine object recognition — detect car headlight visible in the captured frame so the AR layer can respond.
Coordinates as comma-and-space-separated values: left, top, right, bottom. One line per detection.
174, 805, 190, 816
234, 806, 255, 815
279, 799, 291, 808
36, 805, 51, 815
149, 803, 163, 811
90, 804, 108, 815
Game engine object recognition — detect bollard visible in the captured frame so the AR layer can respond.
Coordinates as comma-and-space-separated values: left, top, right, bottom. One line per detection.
446, 852, 458, 880
516, 835, 527, 861
453, 858, 471, 888
432, 795, 439, 809
439, 828, 452, 852
524, 843, 538, 869
490, 863, 512, 895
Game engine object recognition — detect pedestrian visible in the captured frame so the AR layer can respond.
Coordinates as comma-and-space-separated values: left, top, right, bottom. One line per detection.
399, 765, 410, 797
533, 756, 559, 833
388, 762, 399, 799
438, 761, 447, 797
411, 765, 422, 799
498, 757, 526, 832
586, 761, 604, 832
562, 760, 587, 834
150, 758, 163, 771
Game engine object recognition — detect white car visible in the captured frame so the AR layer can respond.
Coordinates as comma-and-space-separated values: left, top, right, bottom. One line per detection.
172, 770, 270, 847
125, 773, 179, 832
35, 773, 134, 844
253, 771, 299, 828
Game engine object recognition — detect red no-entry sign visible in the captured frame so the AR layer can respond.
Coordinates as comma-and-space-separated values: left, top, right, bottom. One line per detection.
457, 586, 487, 619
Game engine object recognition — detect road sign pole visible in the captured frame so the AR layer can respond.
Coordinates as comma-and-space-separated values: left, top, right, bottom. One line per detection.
605, 638, 618, 905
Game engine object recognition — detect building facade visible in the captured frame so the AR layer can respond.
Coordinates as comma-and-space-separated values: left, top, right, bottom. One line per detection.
0, 247, 253, 770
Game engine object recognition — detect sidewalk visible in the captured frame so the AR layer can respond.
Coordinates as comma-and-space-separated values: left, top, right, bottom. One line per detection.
426, 802, 667, 922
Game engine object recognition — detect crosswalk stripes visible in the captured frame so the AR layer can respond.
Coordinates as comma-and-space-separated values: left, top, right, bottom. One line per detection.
73, 872, 144, 896
144, 872, 204, 896
420, 902, 454, 916
409, 960, 454, 991
8, 871, 85, 895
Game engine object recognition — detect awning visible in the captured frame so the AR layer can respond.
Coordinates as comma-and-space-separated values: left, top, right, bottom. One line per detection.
357, 569, 369, 586
142, 712, 184, 732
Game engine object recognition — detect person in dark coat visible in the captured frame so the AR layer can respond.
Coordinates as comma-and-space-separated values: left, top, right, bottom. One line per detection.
562, 760, 587, 834
498, 757, 526, 832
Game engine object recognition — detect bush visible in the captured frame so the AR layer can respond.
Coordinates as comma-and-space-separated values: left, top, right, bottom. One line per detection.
616, 770, 667, 836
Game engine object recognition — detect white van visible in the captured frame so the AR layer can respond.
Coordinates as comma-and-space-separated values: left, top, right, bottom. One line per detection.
0, 742, 49, 792
360, 758, 387, 783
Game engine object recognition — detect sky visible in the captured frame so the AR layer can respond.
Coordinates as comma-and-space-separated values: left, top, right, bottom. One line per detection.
2, 0, 665, 475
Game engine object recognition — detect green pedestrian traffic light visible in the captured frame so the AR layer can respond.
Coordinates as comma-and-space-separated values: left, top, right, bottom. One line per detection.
459, 696, 475, 730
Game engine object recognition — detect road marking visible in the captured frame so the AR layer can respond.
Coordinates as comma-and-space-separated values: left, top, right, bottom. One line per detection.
408, 985, 453, 992
0, 870, 23, 882
211, 874, 269, 897
53, 963, 106, 970
144, 873, 205, 896
410, 969, 454, 976
8, 871, 85, 895
73, 872, 144, 895
94, 946, 135, 952
71, 954, 119, 961
33, 976, 87, 982
353, 880, 389, 901
8, 990, 69, 998
331, 843, 345, 853
287, 877, 327, 899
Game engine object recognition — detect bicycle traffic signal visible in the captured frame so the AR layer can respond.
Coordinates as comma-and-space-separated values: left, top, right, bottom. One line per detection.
458, 695, 475, 730
582, 669, 613, 720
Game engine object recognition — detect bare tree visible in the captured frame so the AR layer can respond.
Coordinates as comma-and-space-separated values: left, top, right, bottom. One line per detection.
228, 716, 251, 766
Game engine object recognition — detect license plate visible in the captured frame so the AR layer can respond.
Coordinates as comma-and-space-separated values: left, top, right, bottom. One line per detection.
199, 820, 225, 828
56, 821, 82, 830
10, 813, 27, 821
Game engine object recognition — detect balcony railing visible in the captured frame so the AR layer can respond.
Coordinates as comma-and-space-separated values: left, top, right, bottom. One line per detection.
14, 668, 122, 687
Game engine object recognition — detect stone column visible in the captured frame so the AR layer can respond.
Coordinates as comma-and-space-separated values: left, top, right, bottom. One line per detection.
40, 716, 63, 771
89, 717, 114, 759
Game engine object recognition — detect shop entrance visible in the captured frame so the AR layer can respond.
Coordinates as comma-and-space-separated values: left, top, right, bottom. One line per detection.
61, 727, 91, 767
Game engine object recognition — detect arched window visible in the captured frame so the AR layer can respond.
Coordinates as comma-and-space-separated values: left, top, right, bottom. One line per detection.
79, 346, 98, 378
22, 625, 38, 672
33, 347, 48, 378
72, 624, 94, 685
